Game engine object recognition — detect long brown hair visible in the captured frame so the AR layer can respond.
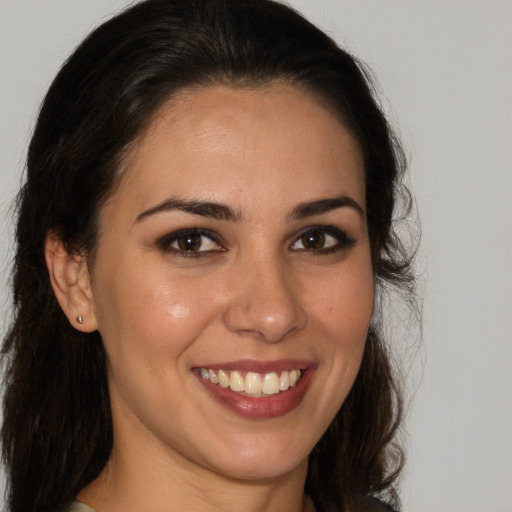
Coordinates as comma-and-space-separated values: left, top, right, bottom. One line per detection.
1, 1, 416, 511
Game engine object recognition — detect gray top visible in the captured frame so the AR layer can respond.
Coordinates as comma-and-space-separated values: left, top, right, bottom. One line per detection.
68, 497, 395, 512
69, 501, 97, 512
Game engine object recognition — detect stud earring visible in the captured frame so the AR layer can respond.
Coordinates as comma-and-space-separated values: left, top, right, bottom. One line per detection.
76, 316, 84, 325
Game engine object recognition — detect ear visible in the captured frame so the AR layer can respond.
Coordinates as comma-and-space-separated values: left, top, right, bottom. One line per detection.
45, 231, 98, 333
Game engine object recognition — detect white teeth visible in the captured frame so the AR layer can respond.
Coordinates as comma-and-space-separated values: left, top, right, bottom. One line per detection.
199, 368, 302, 396
230, 371, 245, 392
208, 369, 219, 384
218, 369, 230, 388
245, 372, 262, 394
262, 372, 280, 394
279, 370, 290, 391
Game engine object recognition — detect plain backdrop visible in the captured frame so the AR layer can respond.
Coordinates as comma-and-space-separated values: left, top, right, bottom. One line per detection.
1, 1, 511, 511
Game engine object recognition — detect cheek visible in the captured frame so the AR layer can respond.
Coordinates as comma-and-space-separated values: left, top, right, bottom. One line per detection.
293, 259, 373, 438
92, 258, 221, 373
310, 262, 374, 340
308, 257, 374, 399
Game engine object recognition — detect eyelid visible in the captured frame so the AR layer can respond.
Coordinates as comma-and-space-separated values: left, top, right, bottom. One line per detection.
155, 224, 355, 258
157, 228, 226, 255
289, 225, 356, 252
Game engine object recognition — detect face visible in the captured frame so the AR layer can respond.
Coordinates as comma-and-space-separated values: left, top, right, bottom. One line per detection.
88, 83, 374, 482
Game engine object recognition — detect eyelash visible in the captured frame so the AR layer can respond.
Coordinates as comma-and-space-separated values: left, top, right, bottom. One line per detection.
290, 226, 356, 254
157, 228, 225, 257
156, 226, 356, 258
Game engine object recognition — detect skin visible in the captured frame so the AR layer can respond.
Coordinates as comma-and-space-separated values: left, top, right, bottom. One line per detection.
47, 83, 374, 512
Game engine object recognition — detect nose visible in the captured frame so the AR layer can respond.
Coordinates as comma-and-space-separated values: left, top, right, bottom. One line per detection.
222, 255, 307, 343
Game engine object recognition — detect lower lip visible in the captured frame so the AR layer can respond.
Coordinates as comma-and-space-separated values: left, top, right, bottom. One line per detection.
195, 369, 314, 419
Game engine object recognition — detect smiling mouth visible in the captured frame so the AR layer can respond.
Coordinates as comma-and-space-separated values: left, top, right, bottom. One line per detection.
199, 368, 302, 397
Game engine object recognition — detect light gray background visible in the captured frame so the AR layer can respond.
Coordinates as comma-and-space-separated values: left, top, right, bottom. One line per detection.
1, 1, 511, 511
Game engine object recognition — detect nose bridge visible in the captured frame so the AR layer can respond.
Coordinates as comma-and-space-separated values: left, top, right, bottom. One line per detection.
223, 248, 307, 343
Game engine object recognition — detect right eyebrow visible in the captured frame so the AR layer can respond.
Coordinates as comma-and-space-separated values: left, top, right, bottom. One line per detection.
133, 197, 242, 225
287, 195, 365, 221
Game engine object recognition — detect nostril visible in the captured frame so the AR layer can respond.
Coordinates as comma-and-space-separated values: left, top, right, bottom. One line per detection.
221, 260, 307, 342
223, 298, 307, 343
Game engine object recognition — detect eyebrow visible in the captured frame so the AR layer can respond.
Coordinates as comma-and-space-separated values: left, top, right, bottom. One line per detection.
287, 195, 365, 221
134, 194, 364, 225
134, 198, 242, 224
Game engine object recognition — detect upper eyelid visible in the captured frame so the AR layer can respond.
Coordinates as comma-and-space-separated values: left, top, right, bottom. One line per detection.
289, 224, 354, 240
157, 228, 224, 248
156, 224, 354, 248
289, 225, 356, 249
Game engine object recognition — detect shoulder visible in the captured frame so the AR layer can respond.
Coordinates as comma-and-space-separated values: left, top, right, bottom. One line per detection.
67, 501, 98, 512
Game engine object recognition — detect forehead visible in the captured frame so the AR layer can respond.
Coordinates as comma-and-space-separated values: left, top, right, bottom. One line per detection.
112, 83, 365, 217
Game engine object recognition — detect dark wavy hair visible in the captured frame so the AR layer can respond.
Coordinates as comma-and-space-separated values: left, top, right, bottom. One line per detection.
1, 1, 416, 511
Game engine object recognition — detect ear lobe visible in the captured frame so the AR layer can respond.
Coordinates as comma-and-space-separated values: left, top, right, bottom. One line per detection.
45, 232, 98, 333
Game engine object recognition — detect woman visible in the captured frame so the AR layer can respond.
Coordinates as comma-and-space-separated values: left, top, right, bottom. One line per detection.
1, 1, 416, 511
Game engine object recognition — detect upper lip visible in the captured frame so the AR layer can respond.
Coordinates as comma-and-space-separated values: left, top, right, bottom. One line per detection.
193, 359, 315, 373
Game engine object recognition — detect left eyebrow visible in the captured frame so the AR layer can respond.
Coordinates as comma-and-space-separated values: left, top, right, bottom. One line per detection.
134, 198, 242, 224
287, 195, 365, 221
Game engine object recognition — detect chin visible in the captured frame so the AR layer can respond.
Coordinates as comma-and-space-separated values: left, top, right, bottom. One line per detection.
206, 436, 311, 482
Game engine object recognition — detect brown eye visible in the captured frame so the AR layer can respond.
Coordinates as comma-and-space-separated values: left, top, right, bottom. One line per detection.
290, 226, 356, 253
301, 230, 326, 250
177, 234, 203, 252
158, 229, 223, 255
